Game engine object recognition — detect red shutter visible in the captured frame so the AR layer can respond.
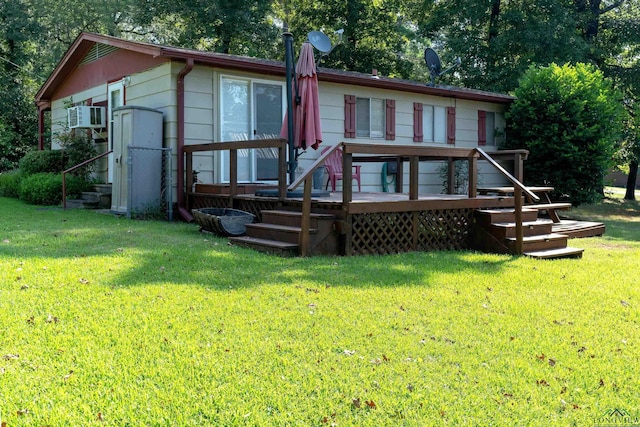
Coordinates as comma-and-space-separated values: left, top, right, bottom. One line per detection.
344, 95, 356, 138
385, 99, 396, 141
447, 106, 456, 145
413, 102, 423, 142
478, 110, 487, 146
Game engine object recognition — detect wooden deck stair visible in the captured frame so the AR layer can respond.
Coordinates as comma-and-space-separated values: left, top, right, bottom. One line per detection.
229, 210, 340, 256
473, 207, 584, 259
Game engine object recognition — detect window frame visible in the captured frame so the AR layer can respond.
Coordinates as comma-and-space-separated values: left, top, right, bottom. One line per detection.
355, 97, 386, 139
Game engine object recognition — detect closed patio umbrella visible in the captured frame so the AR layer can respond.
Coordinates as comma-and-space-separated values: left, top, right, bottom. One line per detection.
280, 41, 323, 151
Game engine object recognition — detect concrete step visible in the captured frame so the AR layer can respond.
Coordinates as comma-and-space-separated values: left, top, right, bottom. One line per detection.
524, 246, 584, 259
65, 199, 99, 209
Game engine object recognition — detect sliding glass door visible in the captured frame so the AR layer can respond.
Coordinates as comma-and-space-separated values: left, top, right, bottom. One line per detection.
220, 77, 284, 182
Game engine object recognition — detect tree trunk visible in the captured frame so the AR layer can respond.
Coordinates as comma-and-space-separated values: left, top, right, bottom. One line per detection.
625, 160, 638, 200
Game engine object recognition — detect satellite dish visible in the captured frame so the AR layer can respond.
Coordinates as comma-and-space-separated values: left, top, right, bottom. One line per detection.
424, 47, 461, 86
424, 48, 442, 77
307, 31, 332, 54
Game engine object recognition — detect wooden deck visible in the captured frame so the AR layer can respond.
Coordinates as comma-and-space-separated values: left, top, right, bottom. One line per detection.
551, 219, 606, 238
184, 140, 604, 258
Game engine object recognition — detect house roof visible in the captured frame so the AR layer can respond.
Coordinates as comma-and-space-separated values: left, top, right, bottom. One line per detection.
36, 32, 515, 106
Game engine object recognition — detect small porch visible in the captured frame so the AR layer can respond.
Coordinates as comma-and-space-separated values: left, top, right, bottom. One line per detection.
183, 140, 604, 258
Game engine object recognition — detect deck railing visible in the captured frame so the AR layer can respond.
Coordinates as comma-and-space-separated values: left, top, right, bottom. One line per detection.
290, 143, 533, 256
62, 150, 112, 209
183, 138, 288, 211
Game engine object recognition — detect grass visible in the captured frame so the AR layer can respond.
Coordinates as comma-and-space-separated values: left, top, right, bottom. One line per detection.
0, 191, 639, 426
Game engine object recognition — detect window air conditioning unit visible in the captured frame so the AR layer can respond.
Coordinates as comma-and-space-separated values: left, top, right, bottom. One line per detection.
67, 106, 106, 129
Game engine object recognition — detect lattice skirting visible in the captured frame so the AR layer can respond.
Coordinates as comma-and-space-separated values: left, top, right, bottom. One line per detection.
189, 195, 228, 211
350, 208, 473, 255
188, 194, 280, 223
234, 199, 279, 223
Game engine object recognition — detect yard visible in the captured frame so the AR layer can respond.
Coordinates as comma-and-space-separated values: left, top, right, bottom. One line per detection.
0, 191, 639, 426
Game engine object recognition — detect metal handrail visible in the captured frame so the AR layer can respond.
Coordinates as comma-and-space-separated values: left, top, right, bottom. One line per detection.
62, 150, 112, 209
475, 147, 539, 254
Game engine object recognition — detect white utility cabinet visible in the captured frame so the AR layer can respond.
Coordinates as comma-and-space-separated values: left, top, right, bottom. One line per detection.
111, 106, 164, 215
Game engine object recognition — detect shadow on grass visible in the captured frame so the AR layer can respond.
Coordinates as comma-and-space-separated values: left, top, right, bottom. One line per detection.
0, 198, 513, 290
569, 196, 640, 242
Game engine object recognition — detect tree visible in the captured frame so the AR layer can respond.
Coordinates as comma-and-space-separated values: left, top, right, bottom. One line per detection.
593, 0, 640, 199
617, 99, 640, 200
275, 0, 416, 78
412, 0, 588, 92
503, 63, 626, 205
0, 0, 40, 170
133, 0, 281, 58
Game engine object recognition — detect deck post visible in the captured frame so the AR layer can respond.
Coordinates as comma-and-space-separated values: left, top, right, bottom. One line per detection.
343, 150, 353, 256
299, 178, 313, 256
514, 186, 524, 254
278, 142, 287, 200
409, 155, 419, 200
229, 149, 238, 208
514, 152, 524, 183
447, 157, 456, 194
343, 151, 353, 203
467, 154, 477, 197
186, 152, 193, 209
395, 159, 404, 192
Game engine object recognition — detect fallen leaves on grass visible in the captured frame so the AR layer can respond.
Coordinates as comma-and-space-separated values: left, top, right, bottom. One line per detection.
3, 354, 19, 360
79, 278, 89, 284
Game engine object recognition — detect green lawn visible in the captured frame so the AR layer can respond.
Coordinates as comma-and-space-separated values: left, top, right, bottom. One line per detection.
0, 193, 639, 426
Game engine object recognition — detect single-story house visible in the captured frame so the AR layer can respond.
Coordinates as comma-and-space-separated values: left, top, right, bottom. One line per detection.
35, 32, 515, 215
35, 32, 606, 259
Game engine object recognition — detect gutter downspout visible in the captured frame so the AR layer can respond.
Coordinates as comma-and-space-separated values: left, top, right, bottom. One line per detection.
37, 102, 50, 150
177, 58, 194, 222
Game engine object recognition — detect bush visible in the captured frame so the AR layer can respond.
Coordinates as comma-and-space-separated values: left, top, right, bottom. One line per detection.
0, 169, 21, 198
503, 63, 627, 205
56, 131, 98, 180
19, 150, 66, 176
19, 173, 93, 205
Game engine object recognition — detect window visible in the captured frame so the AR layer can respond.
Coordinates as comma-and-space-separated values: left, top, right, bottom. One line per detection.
345, 95, 395, 140
356, 97, 385, 138
423, 105, 447, 143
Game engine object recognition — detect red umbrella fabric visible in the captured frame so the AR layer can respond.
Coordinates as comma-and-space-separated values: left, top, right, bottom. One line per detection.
280, 41, 323, 150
